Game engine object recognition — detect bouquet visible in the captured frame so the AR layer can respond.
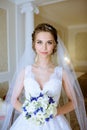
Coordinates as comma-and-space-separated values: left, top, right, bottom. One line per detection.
22, 92, 57, 125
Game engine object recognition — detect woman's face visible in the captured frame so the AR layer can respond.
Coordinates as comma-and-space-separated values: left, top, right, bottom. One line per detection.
34, 32, 56, 57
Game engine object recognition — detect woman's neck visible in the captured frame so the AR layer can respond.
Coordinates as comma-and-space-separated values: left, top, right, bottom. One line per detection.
35, 56, 53, 69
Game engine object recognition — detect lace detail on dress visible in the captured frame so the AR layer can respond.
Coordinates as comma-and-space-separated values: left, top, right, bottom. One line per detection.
24, 65, 62, 81
24, 65, 63, 104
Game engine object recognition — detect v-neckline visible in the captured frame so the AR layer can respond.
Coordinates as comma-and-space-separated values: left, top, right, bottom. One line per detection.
30, 65, 58, 91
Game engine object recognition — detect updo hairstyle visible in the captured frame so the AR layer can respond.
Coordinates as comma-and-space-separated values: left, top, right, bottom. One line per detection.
32, 23, 58, 54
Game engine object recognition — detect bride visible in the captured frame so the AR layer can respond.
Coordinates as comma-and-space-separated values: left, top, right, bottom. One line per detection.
2, 23, 87, 130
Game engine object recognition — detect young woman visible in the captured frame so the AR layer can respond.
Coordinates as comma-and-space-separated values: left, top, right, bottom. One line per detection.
2, 23, 87, 130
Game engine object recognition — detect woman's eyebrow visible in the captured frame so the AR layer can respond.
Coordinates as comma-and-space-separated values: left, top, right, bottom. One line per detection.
36, 39, 53, 41
36, 39, 42, 42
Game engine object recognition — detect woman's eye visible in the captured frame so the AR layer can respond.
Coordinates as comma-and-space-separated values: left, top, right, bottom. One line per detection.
37, 41, 42, 44
47, 41, 53, 45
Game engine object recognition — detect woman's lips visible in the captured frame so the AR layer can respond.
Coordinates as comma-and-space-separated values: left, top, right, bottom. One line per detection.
40, 52, 48, 54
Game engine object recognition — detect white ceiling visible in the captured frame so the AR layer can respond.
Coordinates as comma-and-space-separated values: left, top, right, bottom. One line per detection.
37, 0, 87, 27
8, 0, 87, 28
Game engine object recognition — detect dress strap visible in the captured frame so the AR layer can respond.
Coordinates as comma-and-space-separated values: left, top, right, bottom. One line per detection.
55, 66, 63, 81
24, 65, 32, 78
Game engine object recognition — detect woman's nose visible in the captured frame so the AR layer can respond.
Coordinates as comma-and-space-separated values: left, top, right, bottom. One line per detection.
42, 43, 47, 50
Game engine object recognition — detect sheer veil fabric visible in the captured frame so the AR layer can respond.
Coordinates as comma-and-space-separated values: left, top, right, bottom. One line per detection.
58, 37, 87, 130
1, 36, 87, 130
1, 41, 35, 130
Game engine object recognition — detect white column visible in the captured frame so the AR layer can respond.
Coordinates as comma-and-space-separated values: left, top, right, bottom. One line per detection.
21, 2, 39, 46
20, 2, 39, 64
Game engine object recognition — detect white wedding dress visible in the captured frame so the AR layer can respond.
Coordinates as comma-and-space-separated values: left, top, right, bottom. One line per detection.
10, 65, 72, 130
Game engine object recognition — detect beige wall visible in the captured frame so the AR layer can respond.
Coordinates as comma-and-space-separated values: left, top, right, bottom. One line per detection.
0, 0, 17, 98
75, 32, 87, 61
0, 9, 8, 72
67, 26, 87, 72
0, 9, 9, 98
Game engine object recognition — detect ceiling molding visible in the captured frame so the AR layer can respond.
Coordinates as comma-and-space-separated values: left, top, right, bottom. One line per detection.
8, 0, 34, 5
68, 24, 87, 30
34, 0, 66, 6
8, 0, 66, 6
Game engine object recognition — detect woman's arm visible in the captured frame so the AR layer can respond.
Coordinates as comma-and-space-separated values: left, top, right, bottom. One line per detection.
57, 69, 75, 115
11, 69, 25, 113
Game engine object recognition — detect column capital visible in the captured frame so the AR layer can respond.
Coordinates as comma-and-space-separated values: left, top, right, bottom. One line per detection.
20, 2, 39, 14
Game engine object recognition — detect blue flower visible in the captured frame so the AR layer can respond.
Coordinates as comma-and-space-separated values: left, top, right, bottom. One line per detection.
38, 93, 44, 98
22, 106, 27, 112
48, 97, 55, 104
40, 107, 43, 112
49, 114, 53, 119
30, 97, 37, 102
26, 112, 31, 118
30, 93, 44, 102
45, 117, 50, 122
34, 108, 39, 115
34, 107, 43, 115
45, 114, 53, 122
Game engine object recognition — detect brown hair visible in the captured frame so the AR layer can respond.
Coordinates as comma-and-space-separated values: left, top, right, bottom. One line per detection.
32, 23, 58, 54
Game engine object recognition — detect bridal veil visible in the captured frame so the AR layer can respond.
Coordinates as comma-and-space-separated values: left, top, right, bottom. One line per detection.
1, 24, 87, 130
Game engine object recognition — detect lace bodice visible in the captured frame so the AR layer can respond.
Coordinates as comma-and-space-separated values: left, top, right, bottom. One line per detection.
24, 65, 62, 104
